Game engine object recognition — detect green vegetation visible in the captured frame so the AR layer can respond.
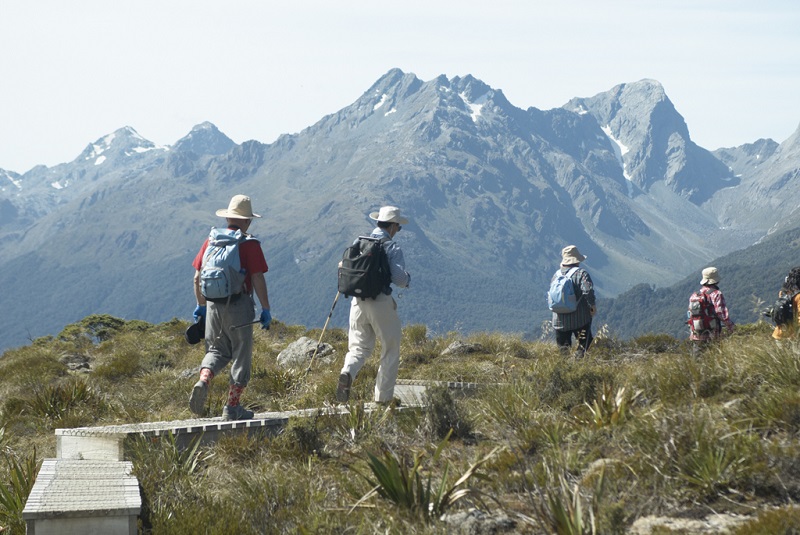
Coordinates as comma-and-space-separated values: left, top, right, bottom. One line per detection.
2, 315, 800, 533
601, 226, 800, 339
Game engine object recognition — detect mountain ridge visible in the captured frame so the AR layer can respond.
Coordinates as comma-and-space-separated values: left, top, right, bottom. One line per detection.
0, 69, 798, 352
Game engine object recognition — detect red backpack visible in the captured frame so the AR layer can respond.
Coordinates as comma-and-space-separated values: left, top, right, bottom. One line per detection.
687, 289, 719, 334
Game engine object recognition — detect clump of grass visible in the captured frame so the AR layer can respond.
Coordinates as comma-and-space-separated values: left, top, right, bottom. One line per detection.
92, 347, 142, 380
272, 415, 327, 458
0, 443, 39, 534
423, 385, 473, 440
539, 366, 612, 412
350, 433, 500, 522
516, 459, 606, 535
332, 401, 393, 445
57, 314, 127, 346
571, 382, 642, 429
26, 378, 107, 427
630, 333, 682, 354
733, 506, 800, 534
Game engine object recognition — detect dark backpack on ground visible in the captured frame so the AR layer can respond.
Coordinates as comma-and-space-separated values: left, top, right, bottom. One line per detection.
767, 293, 797, 326
687, 289, 718, 334
200, 227, 248, 302
338, 236, 391, 299
547, 267, 581, 313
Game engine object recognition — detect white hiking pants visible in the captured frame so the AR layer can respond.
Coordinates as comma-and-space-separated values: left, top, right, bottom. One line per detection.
340, 293, 402, 403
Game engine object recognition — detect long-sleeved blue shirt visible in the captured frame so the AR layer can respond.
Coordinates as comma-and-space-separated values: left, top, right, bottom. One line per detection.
369, 227, 410, 294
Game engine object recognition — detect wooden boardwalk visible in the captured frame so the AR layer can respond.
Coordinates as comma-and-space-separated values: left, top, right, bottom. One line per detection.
24, 381, 476, 533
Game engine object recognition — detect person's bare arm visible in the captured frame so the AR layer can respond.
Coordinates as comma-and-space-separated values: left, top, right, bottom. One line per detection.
250, 272, 270, 310
193, 271, 206, 305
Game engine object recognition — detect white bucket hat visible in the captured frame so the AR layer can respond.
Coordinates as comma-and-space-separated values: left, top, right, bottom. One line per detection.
216, 194, 261, 219
369, 206, 409, 225
701, 267, 720, 285
561, 245, 586, 266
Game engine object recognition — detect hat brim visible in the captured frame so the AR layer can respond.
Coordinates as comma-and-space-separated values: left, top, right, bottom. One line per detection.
216, 209, 261, 218
369, 211, 409, 225
561, 255, 586, 265
701, 278, 719, 285
185, 321, 205, 345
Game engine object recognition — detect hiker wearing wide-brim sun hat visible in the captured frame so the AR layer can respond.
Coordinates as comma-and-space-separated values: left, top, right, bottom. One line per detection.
700, 267, 720, 285
560, 245, 587, 266
369, 205, 409, 225
689, 266, 735, 355
216, 194, 262, 219
549, 244, 597, 358
188, 194, 272, 422
336, 205, 411, 407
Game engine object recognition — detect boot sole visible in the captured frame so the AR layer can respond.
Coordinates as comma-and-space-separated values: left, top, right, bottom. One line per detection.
189, 381, 208, 415
336, 373, 351, 402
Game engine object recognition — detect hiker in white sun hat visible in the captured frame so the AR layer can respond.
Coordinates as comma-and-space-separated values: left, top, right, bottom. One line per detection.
336, 205, 411, 406
188, 194, 272, 421
548, 245, 597, 358
688, 266, 734, 356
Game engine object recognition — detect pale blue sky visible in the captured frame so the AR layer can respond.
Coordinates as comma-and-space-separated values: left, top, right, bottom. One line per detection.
1, 0, 798, 173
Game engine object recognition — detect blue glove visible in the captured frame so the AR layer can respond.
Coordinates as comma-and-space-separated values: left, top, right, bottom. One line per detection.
259, 308, 272, 330
193, 305, 206, 323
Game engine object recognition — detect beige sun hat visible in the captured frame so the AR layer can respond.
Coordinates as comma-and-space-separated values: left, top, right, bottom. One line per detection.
216, 195, 261, 219
369, 206, 409, 225
701, 267, 720, 285
561, 245, 586, 266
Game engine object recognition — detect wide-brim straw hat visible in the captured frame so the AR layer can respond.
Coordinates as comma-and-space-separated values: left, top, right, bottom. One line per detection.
561, 245, 586, 265
216, 194, 261, 219
369, 205, 409, 225
701, 267, 720, 285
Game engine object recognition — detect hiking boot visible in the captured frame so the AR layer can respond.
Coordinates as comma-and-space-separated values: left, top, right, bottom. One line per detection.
336, 372, 352, 403
189, 380, 208, 416
222, 404, 254, 421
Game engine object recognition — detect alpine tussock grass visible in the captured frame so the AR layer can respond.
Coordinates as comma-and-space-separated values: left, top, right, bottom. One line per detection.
1, 315, 800, 533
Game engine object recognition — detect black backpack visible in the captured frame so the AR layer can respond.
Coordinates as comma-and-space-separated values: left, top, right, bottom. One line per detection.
338, 236, 391, 299
766, 293, 797, 326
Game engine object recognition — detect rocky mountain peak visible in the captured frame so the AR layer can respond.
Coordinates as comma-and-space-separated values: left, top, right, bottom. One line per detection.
564, 79, 732, 202
173, 122, 235, 156
76, 126, 166, 167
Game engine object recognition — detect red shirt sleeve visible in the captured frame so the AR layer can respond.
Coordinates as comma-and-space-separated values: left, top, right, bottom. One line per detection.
192, 238, 210, 271
239, 240, 268, 275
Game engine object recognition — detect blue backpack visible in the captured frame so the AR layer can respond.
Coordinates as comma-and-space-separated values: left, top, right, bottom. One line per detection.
547, 267, 581, 313
200, 228, 248, 302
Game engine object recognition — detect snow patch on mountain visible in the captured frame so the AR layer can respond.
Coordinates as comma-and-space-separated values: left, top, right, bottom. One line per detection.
601, 125, 631, 180
1, 170, 21, 190
459, 91, 490, 122
374, 93, 389, 111
85, 133, 117, 161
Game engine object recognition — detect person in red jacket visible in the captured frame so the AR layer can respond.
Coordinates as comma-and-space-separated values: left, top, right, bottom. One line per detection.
189, 195, 271, 420
689, 267, 734, 356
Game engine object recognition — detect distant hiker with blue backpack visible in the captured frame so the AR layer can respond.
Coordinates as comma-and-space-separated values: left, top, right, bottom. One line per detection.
189, 195, 272, 421
548, 245, 597, 357
687, 267, 734, 355
336, 206, 410, 405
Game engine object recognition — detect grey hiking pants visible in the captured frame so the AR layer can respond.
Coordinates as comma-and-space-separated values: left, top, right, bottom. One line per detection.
202, 294, 256, 387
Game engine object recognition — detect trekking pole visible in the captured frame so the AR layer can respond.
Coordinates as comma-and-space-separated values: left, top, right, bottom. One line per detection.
232, 320, 263, 330
305, 291, 341, 375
